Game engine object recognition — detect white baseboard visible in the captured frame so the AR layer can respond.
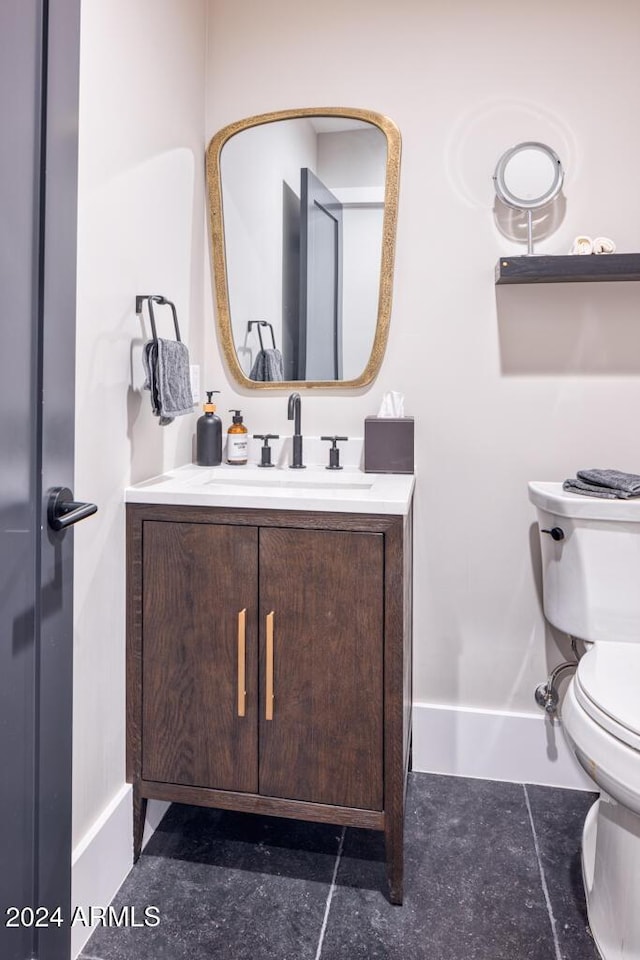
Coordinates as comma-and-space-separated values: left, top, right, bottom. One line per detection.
71, 785, 169, 958
412, 701, 597, 791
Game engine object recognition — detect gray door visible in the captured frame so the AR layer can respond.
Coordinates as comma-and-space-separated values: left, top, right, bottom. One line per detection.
299, 168, 343, 380
0, 2, 83, 959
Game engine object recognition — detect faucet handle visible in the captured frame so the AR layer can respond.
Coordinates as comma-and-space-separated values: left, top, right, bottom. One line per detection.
253, 434, 279, 468
320, 436, 348, 471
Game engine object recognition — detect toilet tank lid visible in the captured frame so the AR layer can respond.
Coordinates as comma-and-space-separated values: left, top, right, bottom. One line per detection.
576, 643, 640, 746
528, 481, 640, 522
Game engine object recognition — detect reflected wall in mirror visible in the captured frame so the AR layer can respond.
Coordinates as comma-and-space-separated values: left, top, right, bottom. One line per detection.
206, 108, 401, 389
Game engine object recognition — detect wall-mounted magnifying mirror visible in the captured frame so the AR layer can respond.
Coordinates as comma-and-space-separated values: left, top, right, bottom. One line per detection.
206, 108, 401, 389
493, 142, 564, 255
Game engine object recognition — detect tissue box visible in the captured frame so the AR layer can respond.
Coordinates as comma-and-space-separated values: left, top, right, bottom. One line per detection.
364, 417, 414, 474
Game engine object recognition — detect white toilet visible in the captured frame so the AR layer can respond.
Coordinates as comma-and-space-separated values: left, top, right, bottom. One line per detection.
529, 481, 640, 960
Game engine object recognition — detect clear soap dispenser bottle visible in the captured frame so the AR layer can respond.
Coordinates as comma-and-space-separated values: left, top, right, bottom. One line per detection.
196, 391, 222, 466
227, 409, 248, 465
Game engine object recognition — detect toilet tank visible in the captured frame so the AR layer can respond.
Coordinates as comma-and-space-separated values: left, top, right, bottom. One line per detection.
528, 482, 640, 644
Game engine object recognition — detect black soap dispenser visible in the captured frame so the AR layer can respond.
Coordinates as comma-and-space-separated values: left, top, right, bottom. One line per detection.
196, 391, 222, 466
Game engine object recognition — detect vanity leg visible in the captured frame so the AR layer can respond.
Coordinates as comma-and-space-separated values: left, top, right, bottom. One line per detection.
133, 783, 147, 863
385, 814, 404, 905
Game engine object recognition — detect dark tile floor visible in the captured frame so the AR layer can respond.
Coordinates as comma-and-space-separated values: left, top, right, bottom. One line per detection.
80, 774, 599, 960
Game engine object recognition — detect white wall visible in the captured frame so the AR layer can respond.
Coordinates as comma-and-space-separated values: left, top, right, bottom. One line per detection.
73, 0, 206, 906
204, 0, 640, 751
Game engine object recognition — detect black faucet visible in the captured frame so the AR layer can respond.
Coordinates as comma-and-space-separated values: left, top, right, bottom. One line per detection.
287, 392, 305, 469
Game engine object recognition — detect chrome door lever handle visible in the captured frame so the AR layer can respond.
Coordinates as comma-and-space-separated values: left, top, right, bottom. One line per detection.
47, 487, 98, 531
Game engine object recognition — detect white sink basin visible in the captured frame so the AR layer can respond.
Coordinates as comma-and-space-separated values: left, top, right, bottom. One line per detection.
205, 475, 374, 491
126, 462, 414, 515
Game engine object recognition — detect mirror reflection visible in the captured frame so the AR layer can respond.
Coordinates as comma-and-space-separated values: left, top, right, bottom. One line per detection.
206, 109, 400, 389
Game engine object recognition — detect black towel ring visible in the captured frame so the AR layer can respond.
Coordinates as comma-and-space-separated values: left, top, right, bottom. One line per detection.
248, 319, 276, 352
136, 294, 181, 342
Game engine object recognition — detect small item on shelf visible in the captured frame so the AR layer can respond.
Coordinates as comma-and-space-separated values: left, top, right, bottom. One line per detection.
196, 391, 222, 466
593, 236, 616, 255
492, 142, 565, 256
568, 235, 617, 255
227, 410, 248, 464
569, 236, 593, 255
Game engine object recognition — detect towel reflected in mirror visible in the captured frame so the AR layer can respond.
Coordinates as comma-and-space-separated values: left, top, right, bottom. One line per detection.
249, 348, 284, 382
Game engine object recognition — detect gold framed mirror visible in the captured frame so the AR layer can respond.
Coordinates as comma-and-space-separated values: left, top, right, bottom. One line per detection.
206, 107, 401, 389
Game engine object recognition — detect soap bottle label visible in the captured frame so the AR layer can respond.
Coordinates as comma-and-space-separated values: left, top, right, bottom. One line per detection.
227, 434, 248, 464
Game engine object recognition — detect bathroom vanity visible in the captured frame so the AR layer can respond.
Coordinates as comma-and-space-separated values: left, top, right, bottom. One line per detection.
125, 463, 413, 903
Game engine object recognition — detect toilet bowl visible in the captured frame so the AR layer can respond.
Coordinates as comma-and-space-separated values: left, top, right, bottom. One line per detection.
529, 482, 640, 960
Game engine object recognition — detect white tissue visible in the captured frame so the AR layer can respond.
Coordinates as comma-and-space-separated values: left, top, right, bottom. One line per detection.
377, 391, 405, 418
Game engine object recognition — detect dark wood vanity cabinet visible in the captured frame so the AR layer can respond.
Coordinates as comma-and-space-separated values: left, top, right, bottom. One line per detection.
140, 520, 259, 794
126, 503, 412, 904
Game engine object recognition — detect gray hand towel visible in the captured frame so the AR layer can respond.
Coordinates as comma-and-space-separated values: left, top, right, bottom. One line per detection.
563, 479, 623, 499
563, 469, 640, 499
249, 348, 284, 382
577, 468, 640, 495
143, 338, 194, 425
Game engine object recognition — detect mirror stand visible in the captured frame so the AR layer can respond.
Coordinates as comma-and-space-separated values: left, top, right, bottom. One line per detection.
493, 141, 564, 257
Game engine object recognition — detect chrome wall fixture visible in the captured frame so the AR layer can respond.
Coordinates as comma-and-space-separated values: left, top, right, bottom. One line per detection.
534, 637, 582, 716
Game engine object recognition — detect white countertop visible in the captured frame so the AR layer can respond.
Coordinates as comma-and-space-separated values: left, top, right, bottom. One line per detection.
125, 462, 414, 516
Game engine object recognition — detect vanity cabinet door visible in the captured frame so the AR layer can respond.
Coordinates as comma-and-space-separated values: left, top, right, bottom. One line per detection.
141, 521, 258, 792
258, 527, 384, 810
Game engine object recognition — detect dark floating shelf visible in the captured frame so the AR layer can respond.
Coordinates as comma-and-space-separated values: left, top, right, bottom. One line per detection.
495, 253, 640, 285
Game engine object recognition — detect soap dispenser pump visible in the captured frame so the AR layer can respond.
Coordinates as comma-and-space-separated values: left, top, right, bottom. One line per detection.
196, 391, 222, 466
227, 409, 248, 465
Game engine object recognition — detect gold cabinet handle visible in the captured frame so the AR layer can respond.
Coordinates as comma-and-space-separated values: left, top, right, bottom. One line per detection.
237, 608, 246, 717
265, 611, 274, 720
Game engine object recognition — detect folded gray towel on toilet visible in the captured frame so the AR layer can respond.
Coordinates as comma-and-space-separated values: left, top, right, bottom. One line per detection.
143, 338, 194, 425
563, 469, 640, 499
577, 469, 640, 494
563, 478, 624, 499
249, 348, 284, 382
